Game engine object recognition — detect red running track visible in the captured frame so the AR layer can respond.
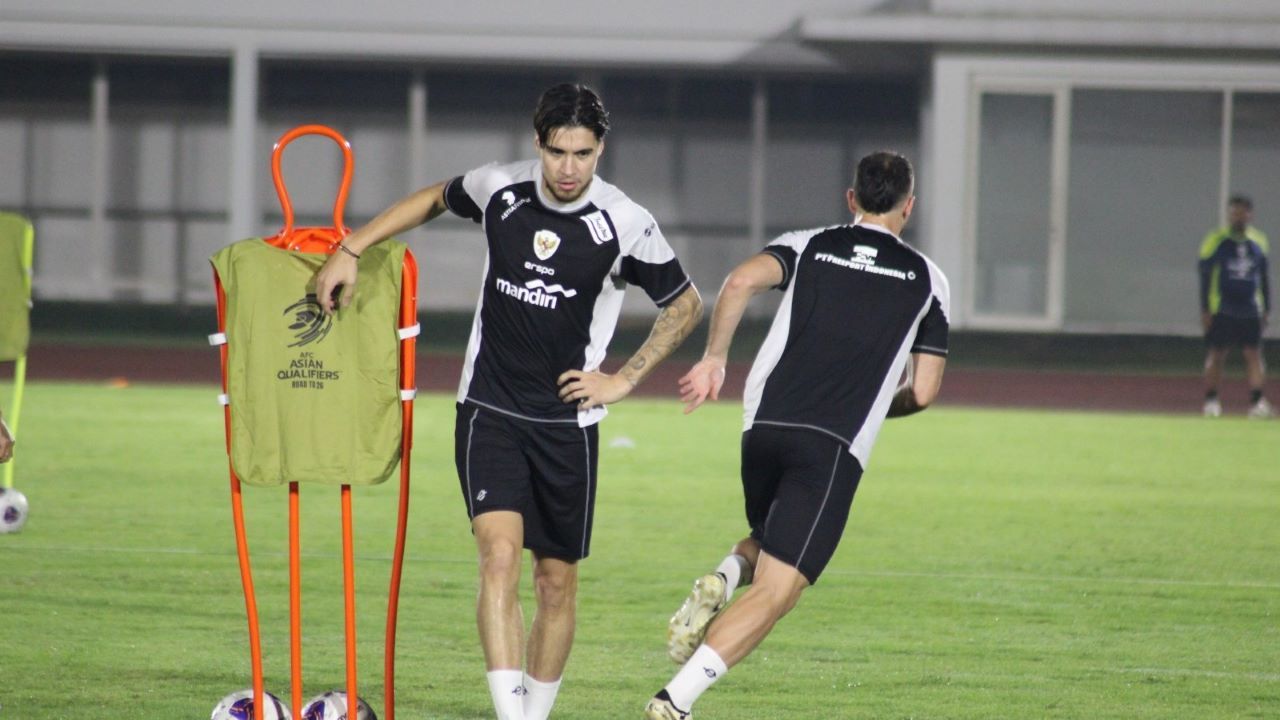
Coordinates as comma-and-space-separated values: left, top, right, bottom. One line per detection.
3, 342, 1275, 416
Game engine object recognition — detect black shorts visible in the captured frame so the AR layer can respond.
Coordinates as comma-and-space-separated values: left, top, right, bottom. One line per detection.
454, 403, 599, 561
1206, 314, 1263, 349
741, 426, 864, 585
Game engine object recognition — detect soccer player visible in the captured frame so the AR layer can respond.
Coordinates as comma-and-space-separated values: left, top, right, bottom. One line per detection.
1199, 195, 1271, 418
644, 151, 948, 719
314, 83, 703, 720
0, 410, 12, 463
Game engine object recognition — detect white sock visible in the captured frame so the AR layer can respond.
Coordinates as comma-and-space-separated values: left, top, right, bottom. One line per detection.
486, 669, 527, 720
521, 674, 562, 720
715, 554, 752, 597
664, 644, 728, 712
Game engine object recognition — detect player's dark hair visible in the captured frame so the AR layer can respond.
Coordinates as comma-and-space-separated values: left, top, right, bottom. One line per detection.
1229, 194, 1253, 210
854, 151, 914, 215
533, 83, 610, 145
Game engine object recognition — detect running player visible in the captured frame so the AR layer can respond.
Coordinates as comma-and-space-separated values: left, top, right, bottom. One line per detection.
644, 151, 948, 719
1199, 195, 1271, 418
315, 83, 703, 720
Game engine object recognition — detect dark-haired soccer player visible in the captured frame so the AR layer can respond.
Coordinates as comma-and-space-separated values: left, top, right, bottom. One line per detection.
316, 83, 702, 720
644, 151, 948, 719
1199, 194, 1271, 418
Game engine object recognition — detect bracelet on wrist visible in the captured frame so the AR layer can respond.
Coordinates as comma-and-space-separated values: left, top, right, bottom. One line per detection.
337, 243, 361, 260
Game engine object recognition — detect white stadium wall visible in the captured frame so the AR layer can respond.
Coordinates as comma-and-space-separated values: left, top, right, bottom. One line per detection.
4, 1, 1280, 333
932, 0, 1280, 20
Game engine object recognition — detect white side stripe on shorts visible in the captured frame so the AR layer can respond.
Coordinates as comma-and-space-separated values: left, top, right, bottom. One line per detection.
581, 427, 592, 558
796, 445, 843, 572
465, 408, 480, 517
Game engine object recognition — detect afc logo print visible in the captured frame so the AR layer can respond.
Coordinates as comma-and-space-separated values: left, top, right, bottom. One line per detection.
283, 294, 332, 347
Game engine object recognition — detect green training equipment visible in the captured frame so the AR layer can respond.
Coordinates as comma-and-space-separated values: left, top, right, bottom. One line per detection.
210, 125, 420, 720
210, 236, 407, 487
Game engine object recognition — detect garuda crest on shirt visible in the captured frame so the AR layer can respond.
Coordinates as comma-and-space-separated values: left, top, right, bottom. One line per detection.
533, 229, 561, 260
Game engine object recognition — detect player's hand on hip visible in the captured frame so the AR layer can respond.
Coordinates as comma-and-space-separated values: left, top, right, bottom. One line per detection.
315, 251, 358, 315
679, 358, 726, 414
558, 370, 633, 410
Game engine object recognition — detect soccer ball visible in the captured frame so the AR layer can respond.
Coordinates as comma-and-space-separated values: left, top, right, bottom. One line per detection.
211, 689, 291, 720
300, 690, 378, 720
0, 487, 28, 534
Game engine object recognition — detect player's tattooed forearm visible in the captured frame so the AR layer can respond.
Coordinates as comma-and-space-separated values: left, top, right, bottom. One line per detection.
621, 287, 703, 386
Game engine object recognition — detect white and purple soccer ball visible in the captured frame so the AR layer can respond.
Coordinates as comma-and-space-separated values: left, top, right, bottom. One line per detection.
0, 487, 28, 534
300, 690, 378, 720
211, 689, 291, 720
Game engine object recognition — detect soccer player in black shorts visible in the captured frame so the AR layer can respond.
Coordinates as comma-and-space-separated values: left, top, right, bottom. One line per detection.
644, 151, 949, 719
1199, 195, 1271, 418
315, 83, 702, 720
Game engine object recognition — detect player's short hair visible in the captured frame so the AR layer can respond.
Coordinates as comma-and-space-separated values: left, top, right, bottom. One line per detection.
854, 151, 914, 214
1228, 194, 1253, 210
533, 83, 611, 145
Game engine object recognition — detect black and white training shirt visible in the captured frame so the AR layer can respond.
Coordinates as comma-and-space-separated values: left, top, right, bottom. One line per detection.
444, 159, 691, 427
743, 222, 950, 468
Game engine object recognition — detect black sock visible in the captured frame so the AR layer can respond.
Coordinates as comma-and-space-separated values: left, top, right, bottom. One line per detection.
1205, 389, 1219, 401
1250, 389, 1264, 405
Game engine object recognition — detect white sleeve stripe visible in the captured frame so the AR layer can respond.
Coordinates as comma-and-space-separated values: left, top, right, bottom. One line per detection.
762, 248, 791, 288
913, 345, 948, 355
653, 277, 692, 306
442, 177, 457, 214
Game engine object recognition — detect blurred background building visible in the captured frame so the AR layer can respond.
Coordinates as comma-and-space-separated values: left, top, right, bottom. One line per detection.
2, 0, 1279, 335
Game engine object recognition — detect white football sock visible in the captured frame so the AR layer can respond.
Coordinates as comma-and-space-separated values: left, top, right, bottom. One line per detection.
521, 674, 562, 720
716, 554, 753, 598
486, 669, 527, 720
664, 644, 728, 711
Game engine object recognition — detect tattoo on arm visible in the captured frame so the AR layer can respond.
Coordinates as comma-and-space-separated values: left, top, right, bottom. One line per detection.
619, 287, 704, 387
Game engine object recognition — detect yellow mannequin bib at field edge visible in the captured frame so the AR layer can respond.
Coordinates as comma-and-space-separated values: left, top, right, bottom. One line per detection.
0, 213, 33, 362
210, 238, 407, 486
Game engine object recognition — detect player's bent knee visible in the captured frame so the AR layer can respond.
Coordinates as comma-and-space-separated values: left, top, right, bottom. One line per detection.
478, 540, 523, 580
533, 568, 578, 608
751, 568, 809, 615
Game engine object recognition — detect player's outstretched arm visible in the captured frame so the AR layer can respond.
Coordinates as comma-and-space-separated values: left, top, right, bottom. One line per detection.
887, 353, 946, 418
315, 181, 450, 314
679, 253, 784, 414
558, 285, 703, 410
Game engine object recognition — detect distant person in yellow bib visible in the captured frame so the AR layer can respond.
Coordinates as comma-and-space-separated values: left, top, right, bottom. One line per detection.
1199, 195, 1271, 418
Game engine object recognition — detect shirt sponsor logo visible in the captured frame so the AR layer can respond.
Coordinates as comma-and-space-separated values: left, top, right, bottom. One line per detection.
533, 229, 561, 260
500, 191, 530, 221
495, 277, 577, 309
853, 244, 879, 262
582, 211, 614, 245
524, 261, 556, 276
816, 251, 916, 281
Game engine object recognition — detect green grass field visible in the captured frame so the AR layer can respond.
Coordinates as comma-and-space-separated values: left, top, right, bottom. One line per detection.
0, 381, 1276, 719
